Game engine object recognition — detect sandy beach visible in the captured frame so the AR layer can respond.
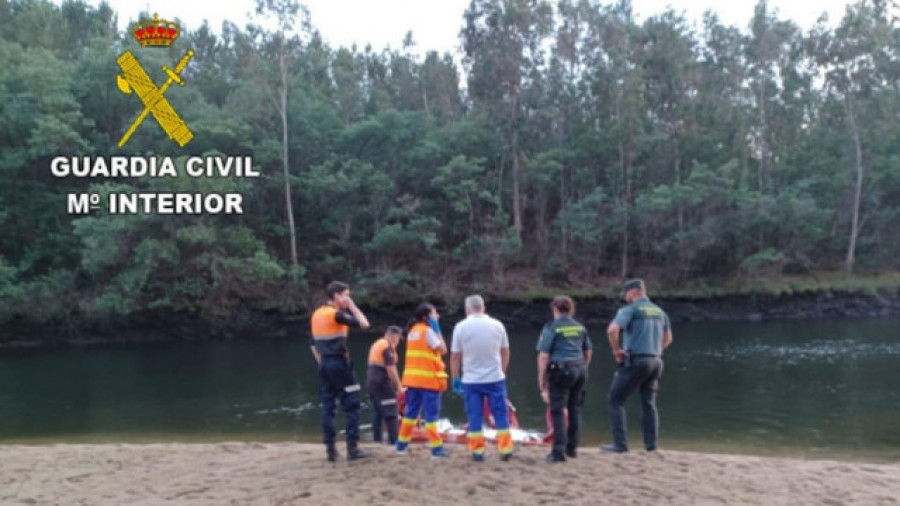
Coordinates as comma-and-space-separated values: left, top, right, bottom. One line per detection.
0, 442, 898, 505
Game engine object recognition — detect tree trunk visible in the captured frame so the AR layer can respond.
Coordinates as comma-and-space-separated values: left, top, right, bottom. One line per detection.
675, 141, 683, 233
279, 49, 299, 270
510, 88, 523, 245
756, 79, 767, 251
466, 190, 475, 241
560, 166, 568, 265
620, 141, 630, 278
844, 93, 863, 276
757, 78, 767, 192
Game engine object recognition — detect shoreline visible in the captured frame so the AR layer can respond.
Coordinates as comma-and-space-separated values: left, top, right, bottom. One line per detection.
1, 442, 898, 505
3, 289, 900, 347
1, 433, 897, 465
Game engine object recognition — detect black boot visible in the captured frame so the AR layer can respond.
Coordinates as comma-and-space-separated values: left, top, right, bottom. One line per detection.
326, 445, 337, 462
347, 442, 372, 461
545, 452, 566, 463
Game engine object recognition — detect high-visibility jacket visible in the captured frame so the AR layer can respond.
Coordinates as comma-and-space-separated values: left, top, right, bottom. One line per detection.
310, 305, 349, 357
368, 337, 392, 367
401, 322, 448, 392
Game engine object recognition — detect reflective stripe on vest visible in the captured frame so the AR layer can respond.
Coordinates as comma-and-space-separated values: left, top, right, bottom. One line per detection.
367, 337, 391, 367
310, 305, 349, 341
401, 322, 447, 391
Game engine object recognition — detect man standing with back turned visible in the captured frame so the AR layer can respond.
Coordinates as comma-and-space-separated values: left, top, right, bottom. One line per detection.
450, 295, 514, 462
310, 281, 372, 462
603, 279, 673, 453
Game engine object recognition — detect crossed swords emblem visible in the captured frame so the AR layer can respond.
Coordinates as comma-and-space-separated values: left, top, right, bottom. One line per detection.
116, 49, 194, 148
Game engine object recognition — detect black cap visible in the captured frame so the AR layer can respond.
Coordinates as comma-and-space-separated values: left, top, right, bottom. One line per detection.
386, 325, 403, 336
620, 279, 645, 297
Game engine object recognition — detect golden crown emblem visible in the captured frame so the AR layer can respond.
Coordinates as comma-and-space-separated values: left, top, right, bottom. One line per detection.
131, 13, 180, 47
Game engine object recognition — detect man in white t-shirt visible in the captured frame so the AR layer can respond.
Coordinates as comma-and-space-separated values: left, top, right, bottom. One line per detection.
450, 295, 513, 461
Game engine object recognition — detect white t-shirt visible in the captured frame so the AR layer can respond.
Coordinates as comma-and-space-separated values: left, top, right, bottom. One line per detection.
451, 313, 509, 384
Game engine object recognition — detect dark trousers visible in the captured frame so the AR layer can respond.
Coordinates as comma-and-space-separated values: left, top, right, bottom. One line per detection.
547, 362, 587, 457
608, 355, 664, 451
319, 355, 361, 448
368, 384, 399, 444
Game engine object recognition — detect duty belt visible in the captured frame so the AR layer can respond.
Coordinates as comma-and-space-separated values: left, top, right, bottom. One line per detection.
551, 360, 585, 367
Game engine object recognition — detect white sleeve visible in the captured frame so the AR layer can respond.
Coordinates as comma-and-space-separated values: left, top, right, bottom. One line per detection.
451, 324, 461, 353
425, 328, 442, 349
499, 322, 509, 349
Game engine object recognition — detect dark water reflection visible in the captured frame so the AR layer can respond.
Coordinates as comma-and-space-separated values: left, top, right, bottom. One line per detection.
1, 317, 898, 459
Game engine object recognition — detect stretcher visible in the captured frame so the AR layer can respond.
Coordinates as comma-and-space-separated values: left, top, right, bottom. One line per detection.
405, 418, 550, 446
396, 391, 553, 446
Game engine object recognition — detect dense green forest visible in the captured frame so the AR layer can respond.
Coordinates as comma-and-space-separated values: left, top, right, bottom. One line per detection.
1, 0, 899, 328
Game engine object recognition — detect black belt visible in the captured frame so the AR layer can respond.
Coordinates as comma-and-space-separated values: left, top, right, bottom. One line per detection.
629, 353, 660, 358
552, 360, 585, 367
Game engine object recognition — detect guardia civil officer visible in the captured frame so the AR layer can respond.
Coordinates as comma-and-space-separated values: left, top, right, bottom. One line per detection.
310, 281, 372, 462
536, 296, 593, 463
603, 279, 673, 453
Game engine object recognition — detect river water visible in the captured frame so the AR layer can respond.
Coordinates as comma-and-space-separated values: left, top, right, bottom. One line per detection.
1, 317, 898, 459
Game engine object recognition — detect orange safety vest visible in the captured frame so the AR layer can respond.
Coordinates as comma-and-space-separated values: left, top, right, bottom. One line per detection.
401, 322, 448, 392
310, 305, 349, 341
367, 337, 393, 367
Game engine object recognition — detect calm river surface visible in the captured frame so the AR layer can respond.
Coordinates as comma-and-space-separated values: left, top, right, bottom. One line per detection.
1, 317, 898, 459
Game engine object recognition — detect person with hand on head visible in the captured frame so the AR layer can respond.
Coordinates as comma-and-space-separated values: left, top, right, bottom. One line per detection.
536, 295, 592, 463
603, 279, 673, 453
395, 303, 451, 459
450, 295, 513, 462
366, 325, 405, 445
309, 281, 372, 462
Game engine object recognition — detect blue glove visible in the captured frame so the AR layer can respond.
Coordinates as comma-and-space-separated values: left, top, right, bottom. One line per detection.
451, 377, 464, 395
427, 317, 441, 335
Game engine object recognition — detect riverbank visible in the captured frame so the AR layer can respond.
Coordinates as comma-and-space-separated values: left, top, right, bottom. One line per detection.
1, 442, 898, 505
3, 276, 900, 346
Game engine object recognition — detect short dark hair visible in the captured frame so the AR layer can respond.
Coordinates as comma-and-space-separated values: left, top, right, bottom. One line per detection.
407, 302, 436, 333
620, 278, 646, 297
326, 281, 349, 299
551, 295, 574, 314
413, 302, 435, 322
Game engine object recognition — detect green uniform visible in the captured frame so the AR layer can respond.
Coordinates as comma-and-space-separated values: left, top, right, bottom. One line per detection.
612, 296, 669, 356
536, 315, 593, 362
537, 314, 592, 461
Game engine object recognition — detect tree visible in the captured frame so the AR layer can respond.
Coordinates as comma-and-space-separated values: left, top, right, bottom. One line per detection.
254, 0, 305, 273
462, 0, 554, 245
813, 0, 893, 274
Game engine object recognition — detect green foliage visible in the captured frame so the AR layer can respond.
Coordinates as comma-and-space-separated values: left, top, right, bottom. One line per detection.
2, 0, 900, 331
741, 248, 786, 277
0, 256, 21, 303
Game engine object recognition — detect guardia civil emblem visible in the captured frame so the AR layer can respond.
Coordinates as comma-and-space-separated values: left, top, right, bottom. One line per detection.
116, 13, 194, 148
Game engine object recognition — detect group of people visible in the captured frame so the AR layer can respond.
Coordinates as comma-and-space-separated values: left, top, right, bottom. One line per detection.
308, 279, 673, 463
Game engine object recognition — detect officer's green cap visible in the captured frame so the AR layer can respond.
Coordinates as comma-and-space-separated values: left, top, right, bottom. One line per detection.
620, 278, 645, 296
